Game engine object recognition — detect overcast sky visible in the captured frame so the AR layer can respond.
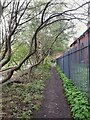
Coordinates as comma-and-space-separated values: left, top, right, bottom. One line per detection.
66, 0, 88, 35
38, 0, 88, 37
1, 0, 89, 41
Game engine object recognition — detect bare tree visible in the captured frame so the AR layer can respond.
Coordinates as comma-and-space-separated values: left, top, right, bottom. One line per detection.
0, 0, 89, 84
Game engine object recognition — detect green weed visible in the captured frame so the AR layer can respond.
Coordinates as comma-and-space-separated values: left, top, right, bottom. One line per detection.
2, 63, 51, 119
56, 65, 90, 120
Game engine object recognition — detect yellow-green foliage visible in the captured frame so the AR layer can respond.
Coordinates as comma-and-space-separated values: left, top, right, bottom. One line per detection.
43, 56, 52, 69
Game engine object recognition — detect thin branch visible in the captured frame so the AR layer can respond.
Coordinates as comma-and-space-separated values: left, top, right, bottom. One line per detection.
41, 1, 51, 24
0, 0, 90, 83
2, 0, 12, 9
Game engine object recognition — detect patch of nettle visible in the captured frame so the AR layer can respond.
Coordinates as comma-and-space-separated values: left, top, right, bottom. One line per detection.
56, 65, 90, 120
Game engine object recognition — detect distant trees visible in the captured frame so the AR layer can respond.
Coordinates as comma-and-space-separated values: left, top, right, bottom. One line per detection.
0, 0, 89, 83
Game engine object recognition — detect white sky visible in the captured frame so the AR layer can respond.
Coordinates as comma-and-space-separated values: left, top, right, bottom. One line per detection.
66, 0, 88, 34
38, 0, 89, 39
64, 0, 89, 45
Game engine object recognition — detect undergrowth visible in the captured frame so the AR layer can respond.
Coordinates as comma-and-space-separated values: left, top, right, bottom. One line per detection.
56, 65, 90, 120
2, 60, 51, 119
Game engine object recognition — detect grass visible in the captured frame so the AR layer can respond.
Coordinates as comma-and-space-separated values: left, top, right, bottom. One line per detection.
2, 62, 51, 119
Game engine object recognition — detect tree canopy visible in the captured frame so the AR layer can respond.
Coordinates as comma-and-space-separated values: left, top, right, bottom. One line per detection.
0, 0, 89, 83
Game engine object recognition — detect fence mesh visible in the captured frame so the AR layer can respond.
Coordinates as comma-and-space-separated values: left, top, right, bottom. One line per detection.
56, 41, 89, 97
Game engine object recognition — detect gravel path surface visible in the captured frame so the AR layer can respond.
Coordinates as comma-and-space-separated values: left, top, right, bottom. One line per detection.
33, 67, 73, 119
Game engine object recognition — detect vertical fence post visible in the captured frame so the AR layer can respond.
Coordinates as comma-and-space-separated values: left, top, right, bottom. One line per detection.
88, 28, 90, 101
63, 55, 64, 72
68, 51, 70, 79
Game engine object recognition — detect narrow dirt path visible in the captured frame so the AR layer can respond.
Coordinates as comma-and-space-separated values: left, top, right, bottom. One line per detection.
33, 67, 73, 119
